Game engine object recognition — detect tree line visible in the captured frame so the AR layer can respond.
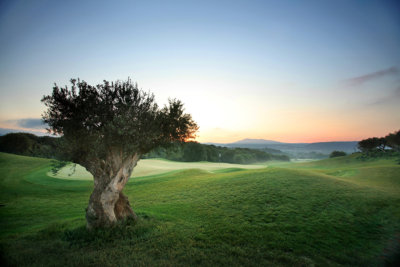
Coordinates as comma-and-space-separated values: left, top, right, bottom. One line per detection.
0, 133, 61, 158
143, 141, 289, 164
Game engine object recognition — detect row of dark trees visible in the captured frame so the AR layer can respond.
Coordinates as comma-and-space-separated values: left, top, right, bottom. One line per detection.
0, 133, 61, 158
143, 141, 289, 164
358, 130, 400, 153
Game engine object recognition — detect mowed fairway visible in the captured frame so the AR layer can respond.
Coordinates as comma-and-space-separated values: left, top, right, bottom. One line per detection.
50, 159, 267, 180
0, 152, 400, 266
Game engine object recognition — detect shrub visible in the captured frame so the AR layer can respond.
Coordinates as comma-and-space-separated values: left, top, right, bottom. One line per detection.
330, 151, 347, 158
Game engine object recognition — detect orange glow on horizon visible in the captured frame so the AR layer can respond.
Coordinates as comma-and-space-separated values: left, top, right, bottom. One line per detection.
195, 125, 400, 144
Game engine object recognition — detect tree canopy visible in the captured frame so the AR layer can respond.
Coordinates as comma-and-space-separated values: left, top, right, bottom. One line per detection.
42, 78, 198, 168
385, 130, 400, 152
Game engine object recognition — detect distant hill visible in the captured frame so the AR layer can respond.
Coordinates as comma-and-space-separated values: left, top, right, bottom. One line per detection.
206, 138, 281, 149
304, 141, 359, 152
231, 138, 282, 145
205, 139, 359, 158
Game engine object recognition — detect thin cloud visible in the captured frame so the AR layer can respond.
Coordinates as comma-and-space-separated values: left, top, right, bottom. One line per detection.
370, 86, 400, 105
346, 66, 399, 86
7, 118, 46, 129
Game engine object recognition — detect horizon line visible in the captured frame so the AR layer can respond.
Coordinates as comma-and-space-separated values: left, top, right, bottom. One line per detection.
0, 127, 363, 144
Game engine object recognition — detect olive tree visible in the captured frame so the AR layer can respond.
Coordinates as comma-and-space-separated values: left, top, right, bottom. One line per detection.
42, 78, 198, 229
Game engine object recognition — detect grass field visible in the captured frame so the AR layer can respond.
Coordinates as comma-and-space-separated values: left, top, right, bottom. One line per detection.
1, 152, 399, 266
50, 159, 267, 180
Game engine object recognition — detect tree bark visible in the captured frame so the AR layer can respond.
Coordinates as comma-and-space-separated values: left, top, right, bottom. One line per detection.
85, 152, 140, 229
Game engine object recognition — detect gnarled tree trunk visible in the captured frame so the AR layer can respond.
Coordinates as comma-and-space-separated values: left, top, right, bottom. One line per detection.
85, 151, 140, 229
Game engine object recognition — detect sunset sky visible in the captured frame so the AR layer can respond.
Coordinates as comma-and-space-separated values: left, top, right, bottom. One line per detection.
0, 0, 399, 143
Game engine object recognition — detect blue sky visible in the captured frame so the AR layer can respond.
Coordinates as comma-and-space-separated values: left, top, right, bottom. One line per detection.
0, 0, 399, 142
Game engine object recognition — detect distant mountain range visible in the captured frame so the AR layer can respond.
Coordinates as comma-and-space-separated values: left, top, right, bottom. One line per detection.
230, 138, 283, 145
206, 138, 359, 155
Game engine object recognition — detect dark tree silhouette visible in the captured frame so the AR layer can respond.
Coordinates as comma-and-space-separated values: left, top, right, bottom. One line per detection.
183, 142, 207, 162
42, 78, 198, 229
358, 137, 381, 153
329, 151, 347, 158
385, 130, 400, 152
377, 137, 387, 151
0, 133, 36, 155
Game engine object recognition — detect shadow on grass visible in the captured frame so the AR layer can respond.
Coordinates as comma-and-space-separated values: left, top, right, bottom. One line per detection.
383, 233, 400, 267
63, 215, 154, 248
33, 213, 156, 249
50, 160, 68, 175
213, 168, 245, 174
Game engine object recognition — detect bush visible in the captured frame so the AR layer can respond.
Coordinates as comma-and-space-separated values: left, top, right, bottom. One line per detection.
330, 151, 347, 158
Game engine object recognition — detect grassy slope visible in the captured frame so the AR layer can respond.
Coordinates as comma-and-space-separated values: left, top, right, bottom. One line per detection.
50, 158, 266, 180
0, 152, 399, 266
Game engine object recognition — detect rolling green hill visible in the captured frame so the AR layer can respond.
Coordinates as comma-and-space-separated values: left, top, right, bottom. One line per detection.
0, 152, 399, 266
50, 159, 267, 180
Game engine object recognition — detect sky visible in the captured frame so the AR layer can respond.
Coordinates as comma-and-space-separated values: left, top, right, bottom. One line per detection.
0, 0, 399, 143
